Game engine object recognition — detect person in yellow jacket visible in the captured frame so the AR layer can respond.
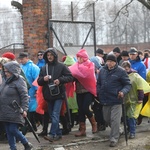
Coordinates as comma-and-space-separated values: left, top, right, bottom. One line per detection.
121, 61, 150, 139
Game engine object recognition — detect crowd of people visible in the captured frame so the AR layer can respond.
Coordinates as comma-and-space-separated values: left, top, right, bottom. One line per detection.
0, 46, 150, 149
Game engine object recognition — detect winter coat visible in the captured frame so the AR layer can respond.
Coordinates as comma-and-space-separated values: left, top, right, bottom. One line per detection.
37, 49, 73, 102
129, 58, 146, 80
36, 59, 45, 69
0, 61, 29, 126
97, 64, 131, 105
21, 60, 40, 112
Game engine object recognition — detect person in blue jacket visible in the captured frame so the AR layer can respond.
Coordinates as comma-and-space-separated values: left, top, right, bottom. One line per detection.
97, 54, 131, 147
128, 47, 146, 80
18, 52, 40, 132
36, 50, 45, 69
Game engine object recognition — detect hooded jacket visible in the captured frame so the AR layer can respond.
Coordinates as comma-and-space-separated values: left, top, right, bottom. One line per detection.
129, 57, 146, 80
0, 61, 29, 125
69, 49, 97, 96
21, 59, 40, 112
37, 48, 73, 102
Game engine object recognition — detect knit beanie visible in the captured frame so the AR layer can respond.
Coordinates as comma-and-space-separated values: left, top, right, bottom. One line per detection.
113, 47, 121, 53
106, 54, 117, 62
96, 48, 104, 55
2, 52, 15, 60
121, 50, 129, 57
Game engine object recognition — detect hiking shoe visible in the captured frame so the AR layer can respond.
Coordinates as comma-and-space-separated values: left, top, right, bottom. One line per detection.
137, 116, 142, 125
98, 124, 106, 131
38, 130, 47, 137
109, 141, 117, 147
62, 129, 70, 135
44, 135, 62, 142
44, 135, 53, 142
129, 134, 135, 139
53, 135, 62, 141
23, 142, 33, 150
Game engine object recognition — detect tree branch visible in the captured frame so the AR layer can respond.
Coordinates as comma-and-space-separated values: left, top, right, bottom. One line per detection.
110, 0, 133, 23
138, 0, 150, 9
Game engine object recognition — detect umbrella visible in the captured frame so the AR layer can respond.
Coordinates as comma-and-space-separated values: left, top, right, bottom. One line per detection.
122, 98, 128, 146
12, 100, 40, 143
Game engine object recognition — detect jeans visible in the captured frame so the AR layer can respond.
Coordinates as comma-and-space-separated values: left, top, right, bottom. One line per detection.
4, 122, 28, 150
48, 99, 63, 137
127, 118, 136, 135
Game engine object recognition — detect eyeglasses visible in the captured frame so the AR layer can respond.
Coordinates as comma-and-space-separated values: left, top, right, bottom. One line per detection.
4, 70, 9, 73
38, 53, 43, 56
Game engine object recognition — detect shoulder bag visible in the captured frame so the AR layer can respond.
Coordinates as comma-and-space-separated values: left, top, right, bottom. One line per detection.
46, 64, 61, 101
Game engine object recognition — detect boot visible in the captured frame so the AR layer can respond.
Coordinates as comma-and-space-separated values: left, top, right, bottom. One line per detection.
60, 115, 71, 135
75, 122, 86, 137
38, 130, 47, 136
89, 116, 97, 134
23, 142, 33, 150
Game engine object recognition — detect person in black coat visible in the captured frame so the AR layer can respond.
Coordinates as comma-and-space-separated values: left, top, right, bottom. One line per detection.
37, 48, 73, 141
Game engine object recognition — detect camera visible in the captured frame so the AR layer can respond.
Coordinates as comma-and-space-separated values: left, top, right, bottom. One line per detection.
48, 75, 51, 79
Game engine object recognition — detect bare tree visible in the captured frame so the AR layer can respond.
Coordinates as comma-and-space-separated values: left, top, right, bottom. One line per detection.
138, 0, 150, 9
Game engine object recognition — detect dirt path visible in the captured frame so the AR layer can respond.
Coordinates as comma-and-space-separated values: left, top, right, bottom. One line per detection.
1, 118, 150, 150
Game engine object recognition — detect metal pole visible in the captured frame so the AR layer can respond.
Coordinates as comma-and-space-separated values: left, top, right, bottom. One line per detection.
81, 25, 93, 49
47, 0, 51, 48
122, 99, 128, 146
13, 44, 15, 54
92, 3, 97, 56
50, 23, 67, 55
12, 100, 40, 143
71, 2, 74, 21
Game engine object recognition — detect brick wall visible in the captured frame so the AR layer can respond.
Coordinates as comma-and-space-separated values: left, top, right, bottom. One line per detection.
23, 0, 50, 62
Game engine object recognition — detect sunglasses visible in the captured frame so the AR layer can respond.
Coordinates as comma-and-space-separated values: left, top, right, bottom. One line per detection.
38, 53, 43, 56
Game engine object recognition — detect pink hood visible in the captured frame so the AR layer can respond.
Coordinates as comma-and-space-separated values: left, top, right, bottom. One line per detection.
69, 49, 97, 96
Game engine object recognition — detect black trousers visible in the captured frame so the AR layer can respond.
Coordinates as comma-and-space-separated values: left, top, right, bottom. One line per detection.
77, 92, 93, 122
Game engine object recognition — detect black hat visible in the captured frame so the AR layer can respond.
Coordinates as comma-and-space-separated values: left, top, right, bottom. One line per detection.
96, 48, 104, 55
113, 47, 121, 53
106, 54, 117, 62
18, 52, 28, 58
128, 47, 138, 54
121, 50, 129, 57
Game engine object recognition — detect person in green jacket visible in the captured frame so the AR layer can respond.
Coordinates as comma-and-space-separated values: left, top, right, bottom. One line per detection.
121, 61, 150, 139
